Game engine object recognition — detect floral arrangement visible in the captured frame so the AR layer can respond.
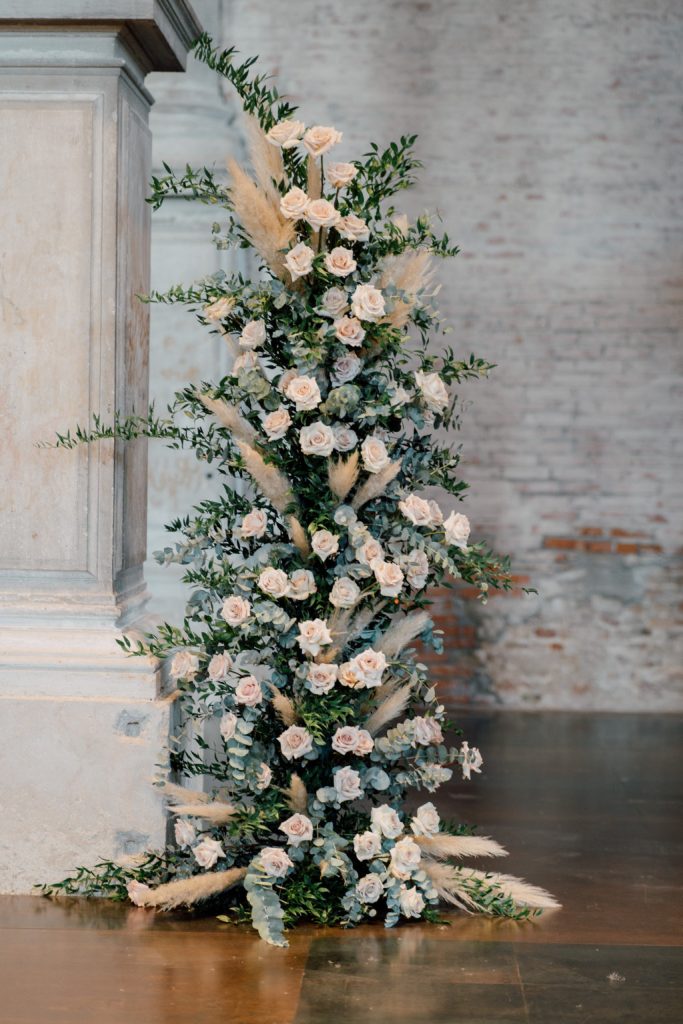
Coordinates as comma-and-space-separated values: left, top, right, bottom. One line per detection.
46, 36, 558, 946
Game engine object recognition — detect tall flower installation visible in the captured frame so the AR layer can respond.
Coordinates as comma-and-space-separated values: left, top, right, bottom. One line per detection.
45, 37, 558, 945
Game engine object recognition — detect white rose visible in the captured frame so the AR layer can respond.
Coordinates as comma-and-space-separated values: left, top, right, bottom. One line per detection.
325, 161, 357, 188
333, 765, 363, 802
305, 198, 341, 229
297, 618, 333, 655
334, 316, 365, 347
279, 813, 313, 845
300, 422, 336, 456
331, 725, 361, 755
126, 880, 151, 906
338, 661, 363, 689
285, 241, 315, 281
402, 548, 429, 590
239, 319, 266, 349
208, 652, 232, 681
415, 370, 449, 411
174, 818, 196, 848
353, 830, 382, 861
329, 576, 360, 608
285, 374, 322, 411
221, 596, 251, 627
399, 885, 425, 919
278, 724, 314, 760
311, 529, 339, 561
238, 508, 268, 539
193, 837, 225, 869
170, 650, 199, 680
370, 558, 404, 598
351, 283, 385, 321
255, 762, 272, 790
321, 287, 348, 317
307, 662, 338, 694
356, 874, 384, 904
337, 214, 370, 242
333, 424, 358, 452
258, 567, 290, 600
389, 836, 421, 879
390, 385, 411, 407
232, 350, 259, 373
354, 729, 374, 756
278, 368, 299, 394
266, 118, 305, 149
459, 741, 484, 780
330, 353, 362, 386
371, 804, 404, 839
303, 124, 342, 158
361, 435, 391, 474
357, 537, 384, 566
262, 407, 291, 441
413, 716, 444, 746
259, 847, 294, 877
203, 295, 235, 321
219, 711, 238, 742
411, 802, 440, 837
280, 185, 310, 219
398, 493, 434, 528
444, 511, 471, 550
325, 246, 357, 278
288, 568, 317, 601
348, 647, 387, 687
234, 675, 263, 707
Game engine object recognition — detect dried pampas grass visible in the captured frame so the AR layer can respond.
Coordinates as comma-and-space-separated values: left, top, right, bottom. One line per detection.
270, 688, 297, 726
351, 459, 402, 510
283, 773, 308, 813
245, 115, 284, 200
307, 154, 322, 200
328, 451, 360, 500
227, 157, 294, 280
197, 392, 257, 446
287, 515, 311, 557
364, 683, 412, 736
376, 610, 431, 659
416, 834, 508, 860
379, 249, 435, 329
157, 781, 209, 806
425, 862, 560, 912
134, 867, 246, 910
169, 801, 237, 825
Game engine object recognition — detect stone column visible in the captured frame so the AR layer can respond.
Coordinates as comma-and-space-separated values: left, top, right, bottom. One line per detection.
0, 2, 202, 892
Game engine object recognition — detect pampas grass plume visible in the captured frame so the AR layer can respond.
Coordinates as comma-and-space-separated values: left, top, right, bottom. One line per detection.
134, 867, 246, 910
377, 610, 431, 659
351, 459, 402, 510
283, 773, 308, 813
416, 835, 508, 860
328, 451, 359, 500
364, 683, 412, 736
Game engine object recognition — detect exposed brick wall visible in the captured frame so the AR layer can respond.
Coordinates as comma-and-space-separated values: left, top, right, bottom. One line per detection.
148, 0, 683, 710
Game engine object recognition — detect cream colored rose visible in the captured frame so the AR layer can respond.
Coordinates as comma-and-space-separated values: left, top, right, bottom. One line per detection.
307, 662, 338, 694
370, 558, 404, 598
415, 370, 449, 411
325, 246, 357, 278
348, 647, 387, 687
331, 725, 361, 755
402, 548, 429, 590
258, 567, 290, 600
399, 885, 425, 918
329, 576, 360, 608
321, 287, 348, 316
354, 729, 374, 756
219, 711, 238, 742
203, 295, 235, 321
262, 407, 291, 441
208, 652, 232, 681
351, 283, 385, 321
285, 374, 322, 411
193, 837, 225, 869
278, 368, 299, 393
337, 214, 370, 242
330, 353, 361, 386
361, 435, 391, 474
338, 661, 363, 689
303, 124, 342, 158
325, 161, 357, 188
221, 595, 251, 627
413, 716, 444, 746
266, 118, 305, 149
255, 762, 272, 790
370, 804, 404, 839
334, 316, 365, 347
410, 802, 440, 837
305, 198, 341, 229
356, 874, 383, 904
238, 508, 268, 539
357, 537, 384, 566
126, 880, 151, 906
353, 830, 382, 861
311, 529, 339, 561
444, 511, 471, 549
174, 818, 196, 848
279, 812, 313, 845
297, 618, 332, 656
288, 568, 317, 601
285, 241, 315, 281
239, 319, 266, 349
389, 836, 421, 880
300, 422, 336, 456
280, 185, 310, 219
398, 493, 433, 528
333, 424, 358, 452
333, 765, 362, 802
278, 724, 314, 760
459, 740, 484, 780
170, 650, 199, 680
259, 847, 294, 877
234, 675, 263, 707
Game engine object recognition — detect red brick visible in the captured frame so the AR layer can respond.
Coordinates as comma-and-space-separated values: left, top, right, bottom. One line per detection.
543, 537, 579, 550
580, 527, 603, 537
616, 543, 639, 555
585, 540, 612, 553
535, 628, 556, 637
610, 528, 647, 538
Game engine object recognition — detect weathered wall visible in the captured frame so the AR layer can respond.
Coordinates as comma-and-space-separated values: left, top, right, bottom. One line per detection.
147, 0, 683, 710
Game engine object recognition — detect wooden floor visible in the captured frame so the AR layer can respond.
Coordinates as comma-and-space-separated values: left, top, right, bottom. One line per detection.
1, 711, 681, 1023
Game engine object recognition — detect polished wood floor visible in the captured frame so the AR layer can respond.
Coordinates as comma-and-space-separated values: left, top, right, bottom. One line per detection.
1, 712, 681, 1023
